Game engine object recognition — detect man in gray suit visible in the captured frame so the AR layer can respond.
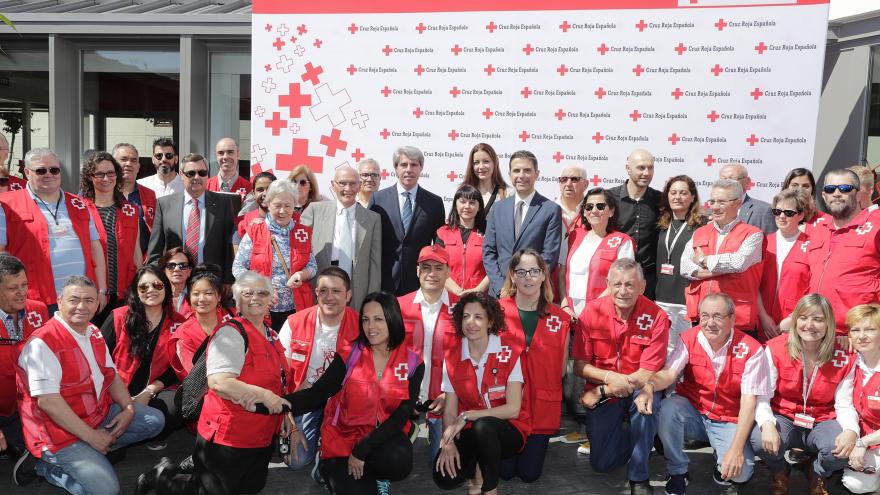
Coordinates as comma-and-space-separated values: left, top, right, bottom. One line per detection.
301, 166, 381, 310
146, 153, 236, 283
720, 163, 776, 234
483, 150, 562, 296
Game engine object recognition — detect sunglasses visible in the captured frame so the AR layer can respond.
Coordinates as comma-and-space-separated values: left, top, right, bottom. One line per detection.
183, 170, 209, 178
584, 202, 607, 211
165, 262, 191, 271
137, 280, 166, 293
772, 208, 801, 218
92, 171, 117, 180
154, 152, 176, 160
30, 167, 61, 176
294, 179, 309, 187
559, 176, 583, 184
823, 184, 856, 194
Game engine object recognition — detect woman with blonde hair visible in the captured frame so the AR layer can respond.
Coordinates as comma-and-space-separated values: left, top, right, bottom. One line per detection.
750, 293, 857, 495
843, 304, 880, 494
288, 165, 323, 215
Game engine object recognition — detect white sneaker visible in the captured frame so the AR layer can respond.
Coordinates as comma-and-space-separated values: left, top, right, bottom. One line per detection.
577, 441, 590, 455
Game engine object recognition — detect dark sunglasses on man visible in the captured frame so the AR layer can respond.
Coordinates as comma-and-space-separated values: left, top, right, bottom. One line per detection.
182, 170, 209, 178
823, 184, 855, 194
154, 152, 176, 160
30, 167, 61, 176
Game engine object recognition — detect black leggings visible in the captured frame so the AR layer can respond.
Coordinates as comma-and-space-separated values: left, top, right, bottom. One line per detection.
433, 417, 524, 492
319, 431, 413, 495
500, 433, 551, 483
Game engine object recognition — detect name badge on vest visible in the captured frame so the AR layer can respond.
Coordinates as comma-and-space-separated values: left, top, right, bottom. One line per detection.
793, 413, 815, 429
660, 263, 675, 275
868, 395, 880, 412
291, 351, 307, 362
487, 385, 506, 401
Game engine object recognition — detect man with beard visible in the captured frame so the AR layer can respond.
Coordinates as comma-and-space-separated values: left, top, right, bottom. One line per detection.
206, 137, 250, 204
137, 137, 183, 198
112, 143, 156, 250
806, 168, 880, 332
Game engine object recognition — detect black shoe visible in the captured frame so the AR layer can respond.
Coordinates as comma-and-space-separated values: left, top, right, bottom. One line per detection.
713, 468, 733, 486
136, 457, 172, 495
630, 479, 654, 495
664, 473, 689, 495
12, 450, 38, 487
178, 455, 195, 474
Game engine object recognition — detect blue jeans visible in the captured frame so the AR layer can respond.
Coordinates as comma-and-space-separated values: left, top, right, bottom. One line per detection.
750, 413, 847, 478
583, 388, 659, 482
35, 402, 164, 495
658, 394, 754, 483
426, 416, 442, 462
287, 408, 323, 470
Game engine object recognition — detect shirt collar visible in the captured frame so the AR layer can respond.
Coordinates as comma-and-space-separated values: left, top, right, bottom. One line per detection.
712, 217, 741, 234
336, 201, 356, 214
26, 183, 64, 201
53, 312, 96, 340
397, 182, 419, 197
267, 214, 296, 232
697, 328, 734, 356
185, 191, 205, 207
515, 190, 536, 206
413, 288, 450, 308
856, 353, 880, 375
460, 333, 502, 361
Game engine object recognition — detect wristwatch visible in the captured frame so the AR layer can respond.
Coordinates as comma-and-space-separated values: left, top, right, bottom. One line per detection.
857, 437, 867, 449
458, 412, 470, 422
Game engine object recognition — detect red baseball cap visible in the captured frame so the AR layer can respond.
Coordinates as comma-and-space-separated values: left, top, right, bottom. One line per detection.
417, 244, 450, 265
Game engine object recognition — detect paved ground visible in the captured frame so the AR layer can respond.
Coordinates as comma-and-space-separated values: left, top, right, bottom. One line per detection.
0, 415, 855, 494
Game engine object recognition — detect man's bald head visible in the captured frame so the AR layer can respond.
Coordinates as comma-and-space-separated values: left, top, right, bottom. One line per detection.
625, 149, 655, 190
719, 163, 750, 193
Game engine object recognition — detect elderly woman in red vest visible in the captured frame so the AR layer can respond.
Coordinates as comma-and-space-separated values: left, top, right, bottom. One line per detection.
558, 187, 634, 320
436, 184, 489, 295
751, 294, 857, 495
81, 151, 143, 325
232, 179, 317, 331
843, 304, 880, 494
100, 265, 185, 447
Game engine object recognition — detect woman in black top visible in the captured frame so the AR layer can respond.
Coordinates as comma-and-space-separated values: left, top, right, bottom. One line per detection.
461, 143, 508, 213
654, 175, 706, 352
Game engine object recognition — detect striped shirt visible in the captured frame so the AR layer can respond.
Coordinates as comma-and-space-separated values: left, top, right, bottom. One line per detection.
96, 205, 118, 295
666, 329, 770, 396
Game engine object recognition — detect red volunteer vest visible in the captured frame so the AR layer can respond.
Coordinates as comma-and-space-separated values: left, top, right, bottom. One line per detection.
237, 208, 266, 240
320, 343, 419, 459
435, 226, 486, 290
87, 200, 140, 299
285, 305, 360, 390
807, 208, 880, 332
675, 326, 761, 422
444, 334, 531, 444
854, 367, 880, 442
247, 220, 315, 311
400, 290, 459, 405
0, 300, 48, 416
16, 318, 116, 457
136, 184, 157, 230
110, 307, 185, 387
685, 221, 763, 332
565, 226, 633, 307
500, 297, 569, 434
759, 232, 811, 337
167, 308, 233, 381
766, 335, 853, 423
8, 176, 26, 191
207, 175, 251, 202
0, 189, 98, 304
198, 317, 288, 448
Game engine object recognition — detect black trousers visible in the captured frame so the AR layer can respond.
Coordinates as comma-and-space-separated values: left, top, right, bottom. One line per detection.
149, 389, 183, 440
433, 417, 524, 492
156, 434, 274, 495
270, 310, 295, 332
320, 431, 413, 495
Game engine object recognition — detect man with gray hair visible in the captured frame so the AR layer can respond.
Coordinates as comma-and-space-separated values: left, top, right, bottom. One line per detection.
556, 165, 588, 230
357, 158, 382, 208
371, 146, 445, 295
0, 148, 108, 313
719, 163, 776, 234
680, 179, 763, 336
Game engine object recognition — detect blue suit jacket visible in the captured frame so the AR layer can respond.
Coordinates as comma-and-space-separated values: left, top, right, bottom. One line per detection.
482, 192, 562, 296
739, 194, 777, 234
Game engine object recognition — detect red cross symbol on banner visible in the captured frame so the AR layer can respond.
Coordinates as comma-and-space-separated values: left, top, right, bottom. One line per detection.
704, 155, 717, 167
553, 152, 564, 163
348, 23, 358, 34
715, 18, 727, 31
607, 237, 621, 248
294, 228, 309, 243
523, 44, 534, 56
393, 362, 409, 381
629, 110, 642, 122
590, 175, 602, 186
416, 22, 426, 34
381, 86, 392, 97
671, 87, 684, 100
635, 19, 648, 32
632, 64, 645, 76
296, 24, 307, 35
559, 20, 571, 32
382, 44, 393, 56
452, 44, 463, 56
486, 21, 497, 33
592, 132, 604, 144
272, 37, 285, 51
557, 64, 569, 76
636, 314, 654, 332
674, 42, 686, 55
800, 240, 810, 253
414, 65, 426, 76
546, 315, 562, 333
522, 87, 532, 99
755, 42, 767, 54
832, 349, 849, 368
519, 131, 530, 142
707, 111, 720, 123
857, 222, 874, 236
347, 64, 357, 75
313, 39, 322, 48
301, 63, 323, 85
497, 346, 512, 363
597, 43, 609, 55
447, 171, 458, 182
746, 134, 759, 147
448, 129, 459, 141
595, 87, 606, 99
733, 342, 749, 359
276, 139, 323, 173
279, 83, 312, 118
484, 64, 496, 76
555, 109, 566, 121
380, 169, 390, 180
668, 133, 680, 145
265, 112, 288, 136
751, 88, 764, 100
351, 148, 365, 162
483, 108, 494, 120
710, 64, 724, 76
27, 311, 43, 328
319, 129, 347, 157
413, 107, 424, 119
122, 204, 136, 216
450, 86, 462, 98
380, 128, 390, 140
70, 198, 86, 210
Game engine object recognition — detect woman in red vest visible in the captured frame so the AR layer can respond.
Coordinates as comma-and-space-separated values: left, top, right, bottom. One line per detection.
81, 151, 143, 326
750, 294, 856, 495
558, 188, 634, 319
843, 304, 880, 493
436, 184, 489, 295
100, 265, 185, 447
758, 188, 811, 342
461, 143, 508, 214
434, 291, 529, 495
158, 247, 195, 317
232, 179, 317, 331
235, 171, 277, 247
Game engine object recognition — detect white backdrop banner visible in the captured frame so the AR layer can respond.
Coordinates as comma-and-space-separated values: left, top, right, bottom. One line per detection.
251, 0, 829, 207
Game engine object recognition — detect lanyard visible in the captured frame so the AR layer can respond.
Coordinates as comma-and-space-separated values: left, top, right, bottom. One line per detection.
665, 221, 687, 263
35, 193, 63, 225
801, 355, 820, 413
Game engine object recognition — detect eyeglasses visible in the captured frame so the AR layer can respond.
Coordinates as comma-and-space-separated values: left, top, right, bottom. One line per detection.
154, 152, 175, 160
294, 179, 309, 187
699, 312, 732, 322
29, 167, 61, 176
137, 280, 166, 293
583, 202, 607, 211
241, 289, 271, 299
558, 176, 583, 184
333, 180, 358, 189
182, 170, 208, 178
92, 171, 117, 180
514, 267, 543, 278
707, 199, 735, 206
772, 208, 801, 218
165, 262, 191, 271
360, 172, 380, 180
823, 184, 856, 194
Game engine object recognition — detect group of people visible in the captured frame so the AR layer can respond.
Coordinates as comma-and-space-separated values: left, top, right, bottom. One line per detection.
3, 133, 880, 495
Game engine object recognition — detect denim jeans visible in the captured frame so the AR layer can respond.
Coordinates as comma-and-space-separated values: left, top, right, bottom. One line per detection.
426, 416, 442, 462
749, 413, 847, 478
35, 402, 164, 495
287, 408, 323, 470
658, 394, 754, 483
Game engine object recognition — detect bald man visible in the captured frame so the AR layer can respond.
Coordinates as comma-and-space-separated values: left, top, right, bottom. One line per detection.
719, 163, 776, 233
206, 137, 251, 203
300, 166, 382, 309
609, 149, 661, 299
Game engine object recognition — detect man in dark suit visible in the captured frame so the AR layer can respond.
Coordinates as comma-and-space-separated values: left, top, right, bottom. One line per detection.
720, 163, 776, 234
483, 150, 562, 296
147, 153, 236, 283
371, 146, 445, 295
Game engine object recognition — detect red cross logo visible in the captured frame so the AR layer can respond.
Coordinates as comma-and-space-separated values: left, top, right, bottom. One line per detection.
590, 175, 602, 187
555, 108, 566, 121
750, 88, 763, 100
607, 237, 621, 248
296, 24, 307, 35
382, 44, 393, 56
557, 64, 569, 76
294, 228, 309, 243
300, 62, 323, 85
629, 110, 642, 122
347, 65, 357, 76
832, 349, 849, 368
91, 326, 103, 339
313, 39, 322, 48
519, 131, 530, 142
70, 197, 86, 210
276, 139, 323, 173
497, 345, 512, 363
446, 171, 458, 182
595, 87, 606, 99
381, 86, 391, 97
414, 65, 425, 76
546, 315, 562, 333
122, 204, 136, 216
272, 37, 285, 51
319, 129, 347, 157
746, 134, 759, 147
448, 129, 459, 141
707, 111, 720, 123
715, 18, 727, 31
483, 108, 494, 120
553, 152, 564, 163
800, 240, 810, 253
674, 42, 686, 55
415, 22, 426, 34
265, 112, 288, 136
671, 87, 684, 100
348, 23, 358, 34
451, 44, 462, 56
279, 83, 312, 118
636, 314, 654, 332
733, 342, 749, 359
755, 42, 767, 54
704, 154, 716, 167
451, 86, 462, 98
632, 64, 645, 77
857, 222, 874, 236
710, 64, 724, 77
394, 362, 408, 381
486, 21, 497, 33
597, 43, 608, 55
484, 64, 496, 76
559, 20, 571, 32
668, 133, 680, 145
635, 19, 648, 32
351, 148, 365, 162
522, 87, 532, 99
380, 169, 390, 180
380, 128, 390, 140
592, 132, 604, 144
523, 44, 534, 56
27, 311, 43, 328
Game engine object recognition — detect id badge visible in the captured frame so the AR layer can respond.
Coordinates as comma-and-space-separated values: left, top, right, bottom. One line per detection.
793, 413, 815, 429
868, 395, 880, 411
291, 351, 307, 362
52, 223, 69, 236
660, 263, 675, 275
487, 385, 506, 401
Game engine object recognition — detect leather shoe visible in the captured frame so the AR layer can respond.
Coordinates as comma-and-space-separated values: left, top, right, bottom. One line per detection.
136, 457, 173, 495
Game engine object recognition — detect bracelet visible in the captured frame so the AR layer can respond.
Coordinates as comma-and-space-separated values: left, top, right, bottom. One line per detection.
599, 385, 607, 401
602, 371, 612, 384
458, 412, 469, 422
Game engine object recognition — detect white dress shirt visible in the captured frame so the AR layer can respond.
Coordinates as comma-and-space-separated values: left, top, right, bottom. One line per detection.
414, 288, 450, 401
137, 173, 184, 198
331, 201, 357, 266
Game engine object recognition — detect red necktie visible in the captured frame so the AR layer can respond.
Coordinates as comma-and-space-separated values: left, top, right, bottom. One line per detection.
185, 199, 200, 258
